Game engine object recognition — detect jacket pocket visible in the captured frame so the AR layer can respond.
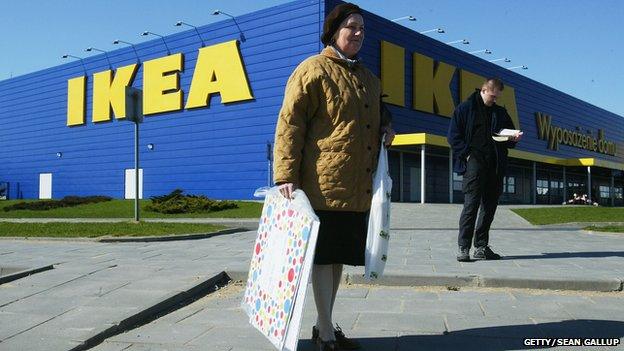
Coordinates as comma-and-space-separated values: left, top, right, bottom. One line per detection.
316, 152, 355, 199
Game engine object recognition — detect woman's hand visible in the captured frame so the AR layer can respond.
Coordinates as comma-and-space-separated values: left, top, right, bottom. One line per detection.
380, 125, 396, 147
278, 183, 298, 199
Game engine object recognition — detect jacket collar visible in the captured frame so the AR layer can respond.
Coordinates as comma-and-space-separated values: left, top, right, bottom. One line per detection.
470, 89, 498, 110
321, 46, 361, 68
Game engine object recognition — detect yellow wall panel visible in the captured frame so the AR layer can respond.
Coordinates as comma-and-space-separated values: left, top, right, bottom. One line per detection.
380, 41, 404, 106
186, 40, 253, 109
412, 53, 433, 113
92, 64, 139, 122
143, 53, 184, 115
432, 62, 455, 117
67, 76, 86, 126
459, 69, 485, 102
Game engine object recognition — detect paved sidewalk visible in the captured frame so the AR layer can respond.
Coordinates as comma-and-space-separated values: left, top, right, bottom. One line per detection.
0, 203, 623, 350
92, 284, 624, 351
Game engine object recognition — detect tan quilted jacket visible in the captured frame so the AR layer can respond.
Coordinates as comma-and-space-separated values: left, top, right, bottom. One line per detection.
273, 47, 389, 212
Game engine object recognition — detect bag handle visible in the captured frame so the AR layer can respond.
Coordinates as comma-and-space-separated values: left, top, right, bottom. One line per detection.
377, 134, 389, 175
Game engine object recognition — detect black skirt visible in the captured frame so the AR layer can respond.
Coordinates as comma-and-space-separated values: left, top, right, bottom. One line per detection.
314, 210, 369, 266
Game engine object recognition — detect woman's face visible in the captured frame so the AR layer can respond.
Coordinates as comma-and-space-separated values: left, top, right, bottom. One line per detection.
333, 14, 365, 58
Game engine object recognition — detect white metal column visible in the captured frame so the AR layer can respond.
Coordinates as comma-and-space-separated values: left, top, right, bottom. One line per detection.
611, 173, 615, 207
532, 162, 537, 205
587, 166, 592, 200
421, 145, 426, 204
399, 151, 404, 202
562, 166, 567, 203
449, 149, 453, 203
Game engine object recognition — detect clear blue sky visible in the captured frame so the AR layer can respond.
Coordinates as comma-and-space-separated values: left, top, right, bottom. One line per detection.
1, 0, 622, 116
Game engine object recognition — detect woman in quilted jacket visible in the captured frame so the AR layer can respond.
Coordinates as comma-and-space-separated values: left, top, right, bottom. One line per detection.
273, 3, 394, 350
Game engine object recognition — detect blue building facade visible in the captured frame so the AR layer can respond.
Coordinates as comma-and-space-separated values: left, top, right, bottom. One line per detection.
1, 0, 622, 205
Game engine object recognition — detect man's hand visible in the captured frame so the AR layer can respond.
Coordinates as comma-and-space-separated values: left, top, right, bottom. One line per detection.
380, 125, 396, 147
511, 131, 523, 142
278, 183, 297, 199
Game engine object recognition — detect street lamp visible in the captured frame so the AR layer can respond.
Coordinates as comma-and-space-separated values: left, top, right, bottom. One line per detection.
419, 28, 445, 34
212, 10, 246, 42
507, 65, 528, 70
61, 54, 87, 73
445, 39, 469, 45
391, 15, 416, 22
141, 31, 171, 55
469, 49, 492, 55
85, 47, 112, 69
489, 57, 511, 63
175, 21, 206, 47
113, 39, 141, 63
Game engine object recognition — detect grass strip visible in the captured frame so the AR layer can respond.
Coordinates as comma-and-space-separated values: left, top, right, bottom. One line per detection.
512, 207, 624, 225
0, 200, 262, 219
584, 225, 624, 233
0, 222, 226, 238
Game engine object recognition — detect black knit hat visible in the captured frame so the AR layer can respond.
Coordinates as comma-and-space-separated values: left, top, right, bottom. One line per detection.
321, 3, 363, 46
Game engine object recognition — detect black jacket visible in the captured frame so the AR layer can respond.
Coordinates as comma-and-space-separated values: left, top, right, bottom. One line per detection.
447, 91, 517, 175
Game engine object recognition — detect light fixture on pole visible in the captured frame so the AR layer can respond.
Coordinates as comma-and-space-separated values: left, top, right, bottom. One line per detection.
85, 47, 112, 69
141, 31, 171, 55
445, 39, 469, 45
419, 28, 445, 34
113, 39, 141, 63
507, 65, 528, 70
175, 21, 206, 47
123, 86, 144, 222
61, 54, 87, 73
212, 10, 246, 42
469, 49, 492, 55
489, 57, 511, 63
391, 15, 416, 22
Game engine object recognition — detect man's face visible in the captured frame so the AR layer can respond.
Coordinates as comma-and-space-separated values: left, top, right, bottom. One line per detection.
481, 87, 501, 106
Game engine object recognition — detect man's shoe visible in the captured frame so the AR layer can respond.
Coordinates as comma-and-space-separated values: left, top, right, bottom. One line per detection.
473, 246, 501, 260
313, 325, 361, 350
456, 247, 470, 262
316, 339, 338, 351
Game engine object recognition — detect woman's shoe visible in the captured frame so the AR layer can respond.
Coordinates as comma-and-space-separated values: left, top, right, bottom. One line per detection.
313, 325, 361, 350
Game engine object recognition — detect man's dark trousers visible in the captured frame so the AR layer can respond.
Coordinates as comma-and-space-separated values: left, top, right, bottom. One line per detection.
458, 154, 504, 249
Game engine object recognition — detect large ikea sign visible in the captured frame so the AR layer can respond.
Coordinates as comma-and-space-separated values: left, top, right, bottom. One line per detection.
379, 40, 520, 129
66, 40, 253, 126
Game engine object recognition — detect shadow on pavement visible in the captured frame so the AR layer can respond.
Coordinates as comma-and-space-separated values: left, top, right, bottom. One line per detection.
296, 319, 623, 351
504, 251, 624, 260
391, 228, 582, 232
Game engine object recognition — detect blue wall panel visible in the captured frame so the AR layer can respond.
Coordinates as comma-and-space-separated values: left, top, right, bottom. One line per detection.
349, 0, 624, 165
0, 0, 323, 200
0, 0, 622, 201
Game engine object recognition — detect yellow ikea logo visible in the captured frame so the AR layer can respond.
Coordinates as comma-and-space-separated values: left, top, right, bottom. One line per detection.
380, 40, 520, 129
66, 40, 253, 126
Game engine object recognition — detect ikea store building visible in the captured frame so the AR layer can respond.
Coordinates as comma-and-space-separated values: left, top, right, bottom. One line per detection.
1, 0, 623, 206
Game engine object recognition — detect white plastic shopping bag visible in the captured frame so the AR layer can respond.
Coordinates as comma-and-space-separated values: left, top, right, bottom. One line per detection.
364, 135, 393, 280
242, 186, 320, 351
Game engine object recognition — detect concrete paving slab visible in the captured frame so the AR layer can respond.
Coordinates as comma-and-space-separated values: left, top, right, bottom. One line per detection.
1, 203, 623, 350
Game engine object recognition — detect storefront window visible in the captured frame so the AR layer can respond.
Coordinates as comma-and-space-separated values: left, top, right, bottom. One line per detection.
453, 173, 462, 191
615, 187, 623, 199
600, 186, 611, 199
503, 176, 515, 194
537, 179, 549, 195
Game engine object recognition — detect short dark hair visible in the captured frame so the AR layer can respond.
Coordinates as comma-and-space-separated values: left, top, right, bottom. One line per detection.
482, 77, 504, 91
321, 3, 362, 46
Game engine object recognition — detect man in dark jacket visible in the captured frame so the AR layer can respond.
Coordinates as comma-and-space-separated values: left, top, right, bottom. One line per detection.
447, 78, 522, 262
